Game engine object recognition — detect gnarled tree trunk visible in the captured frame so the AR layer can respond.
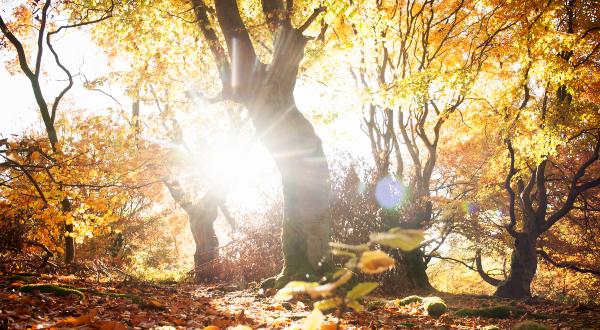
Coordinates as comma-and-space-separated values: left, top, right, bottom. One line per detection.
165, 180, 228, 282
188, 199, 220, 282
477, 135, 600, 298
246, 30, 330, 285
494, 234, 537, 298
191, 1, 331, 287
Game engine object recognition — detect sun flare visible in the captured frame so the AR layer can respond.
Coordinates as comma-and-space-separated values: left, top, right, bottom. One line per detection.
196, 137, 278, 210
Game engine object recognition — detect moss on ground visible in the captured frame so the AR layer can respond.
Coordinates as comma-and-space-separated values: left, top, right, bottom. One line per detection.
366, 299, 388, 310
512, 321, 548, 330
422, 297, 447, 318
398, 295, 423, 306
20, 284, 85, 300
6, 274, 36, 282
394, 295, 447, 318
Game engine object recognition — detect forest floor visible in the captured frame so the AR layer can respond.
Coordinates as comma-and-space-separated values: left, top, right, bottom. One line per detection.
0, 274, 598, 329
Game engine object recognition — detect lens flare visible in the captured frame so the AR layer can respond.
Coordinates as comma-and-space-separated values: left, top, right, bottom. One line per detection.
463, 202, 478, 215
375, 176, 406, 209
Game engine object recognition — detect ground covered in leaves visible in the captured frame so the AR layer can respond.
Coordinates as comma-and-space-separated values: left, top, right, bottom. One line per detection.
1, 275, 598, 329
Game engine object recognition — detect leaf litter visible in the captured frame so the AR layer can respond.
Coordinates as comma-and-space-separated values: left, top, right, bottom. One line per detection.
1, 275, 598, 329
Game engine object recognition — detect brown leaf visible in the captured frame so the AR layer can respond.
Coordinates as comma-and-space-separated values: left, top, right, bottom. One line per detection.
56, 309, 97, 327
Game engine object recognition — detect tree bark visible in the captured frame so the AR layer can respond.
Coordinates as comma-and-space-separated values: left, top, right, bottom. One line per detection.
494, 234, 537, 298
188, 202, 220, 283
245, 31, 331, 285
395, 199, 433, 290
164, 180, 224, 282
61, 198, 75, 264
382, 248, 431, 292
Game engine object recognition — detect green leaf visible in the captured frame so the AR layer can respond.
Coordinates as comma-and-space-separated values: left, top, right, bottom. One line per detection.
346, 299, 364, 312
314, 297, 342, 311
369, 228, 424, 251
346, 282, 379, 300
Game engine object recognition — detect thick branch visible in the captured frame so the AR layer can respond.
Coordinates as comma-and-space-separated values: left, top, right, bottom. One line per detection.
164, 179, 193, 213
543, 132, 600, 231
538, 249, 600, 276
475, 250, 503, 286
298, 6, 326, 33
191, 0, 232, 92
505, 139, 520, 237
35, 0, 52, 77
261, 0, 289, 30
0, 12, 56, 150
535, 160, 548, 222
213, 0, 258, 91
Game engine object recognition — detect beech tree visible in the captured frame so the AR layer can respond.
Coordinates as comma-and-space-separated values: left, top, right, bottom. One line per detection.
346, 0, 515, 290
185, 0, 333, 286
0, 0, 113, 264
458, 0, 600, 298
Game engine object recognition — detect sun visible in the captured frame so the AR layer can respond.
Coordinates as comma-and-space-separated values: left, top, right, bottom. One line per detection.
197, 136, 279, 210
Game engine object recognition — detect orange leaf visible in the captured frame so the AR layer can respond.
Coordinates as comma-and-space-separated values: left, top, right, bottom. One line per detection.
56, 309, 97, 327
321, 321, 338, 330
145, 298, 167, 309
95, 320, 128, 330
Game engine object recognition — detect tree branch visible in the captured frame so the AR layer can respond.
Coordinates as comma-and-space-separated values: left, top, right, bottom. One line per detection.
537, 249, 600, 276
190, 0, 232, 93
475, 249, 503, 286
213, 0, 258, 92
298, 6, 326, 33
543, 131, 600, 231
505, 139, 520, 237
46, 3, 114, 124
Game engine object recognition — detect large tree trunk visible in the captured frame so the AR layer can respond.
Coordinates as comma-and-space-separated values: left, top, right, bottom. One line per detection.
382, 248, 431, 292
244, 29, 331, 287
495, 234, 537, 298
191, 1, 331, 287
164, 180, 222, 282
384, 198, 432, 291
189, 203, 219, 283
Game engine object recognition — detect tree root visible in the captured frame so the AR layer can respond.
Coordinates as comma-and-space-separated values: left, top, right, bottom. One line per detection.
20, 284, 85, 300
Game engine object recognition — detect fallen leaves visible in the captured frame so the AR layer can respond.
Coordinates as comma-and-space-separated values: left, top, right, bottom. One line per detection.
1, 275, 600, 329
95, 320, 128, 330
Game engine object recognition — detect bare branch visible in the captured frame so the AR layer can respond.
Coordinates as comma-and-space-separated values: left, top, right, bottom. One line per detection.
298, 6, 326, 33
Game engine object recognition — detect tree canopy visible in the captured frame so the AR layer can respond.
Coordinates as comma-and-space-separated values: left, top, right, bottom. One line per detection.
1, 0, 600, 328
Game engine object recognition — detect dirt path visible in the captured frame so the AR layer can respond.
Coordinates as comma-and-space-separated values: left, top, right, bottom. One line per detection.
0, 275, 597, 329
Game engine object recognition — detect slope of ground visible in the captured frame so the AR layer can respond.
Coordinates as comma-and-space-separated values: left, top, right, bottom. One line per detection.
0, 275, 598, 329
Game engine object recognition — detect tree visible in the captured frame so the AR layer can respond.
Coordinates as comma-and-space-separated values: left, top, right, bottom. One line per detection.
185, 0, 334, 286
346, 0, 514, 290
476, 134, 600, 298
0, 0, 113, 264
465, 0, 600, 298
